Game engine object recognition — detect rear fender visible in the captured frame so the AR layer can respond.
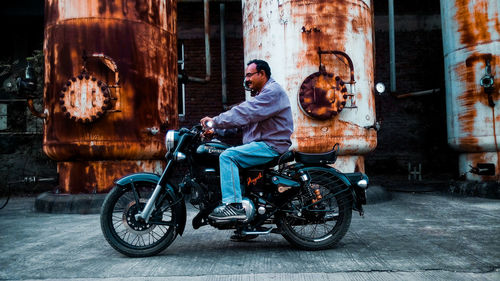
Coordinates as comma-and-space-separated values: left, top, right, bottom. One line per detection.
344, 172, 368, 207
299, 166, 352, 187
115, 173, 187, 236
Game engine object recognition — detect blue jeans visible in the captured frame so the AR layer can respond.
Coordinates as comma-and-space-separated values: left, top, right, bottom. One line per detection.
219, 141, 279, 204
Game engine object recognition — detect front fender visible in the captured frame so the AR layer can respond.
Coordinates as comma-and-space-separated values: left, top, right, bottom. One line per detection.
115, 172, 162, 186
115, 172, 187, 236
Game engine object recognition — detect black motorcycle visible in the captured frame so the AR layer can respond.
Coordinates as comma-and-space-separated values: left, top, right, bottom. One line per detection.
100, 124, 369, 257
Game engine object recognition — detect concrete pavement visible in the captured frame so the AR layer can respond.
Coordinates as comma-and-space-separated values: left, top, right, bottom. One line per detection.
0, 192, 499, 280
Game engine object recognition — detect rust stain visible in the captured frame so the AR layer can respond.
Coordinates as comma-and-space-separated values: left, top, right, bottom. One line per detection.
46, 0, 174, 30
455, 0, 492, 46
454, 53, 499, 151
497, 10, 500, 35
454, 58, 478, 149
294, 0, 373, 154
465, 153, 500, 181
293, 118, 377, 153
296, 0, 370, 70
491, 107, 500, 180
58, 160, 164, 194
354, 156, 365, 173
44, 0, 177, 193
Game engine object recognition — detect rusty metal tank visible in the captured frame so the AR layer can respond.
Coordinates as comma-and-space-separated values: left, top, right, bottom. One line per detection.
441, 0, 500, 181
44, 0, 178, 193
242, 0, 377, 172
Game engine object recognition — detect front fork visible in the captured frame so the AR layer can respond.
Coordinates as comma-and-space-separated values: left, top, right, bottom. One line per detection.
135, 184, 163, 223
135, 157, 175, 223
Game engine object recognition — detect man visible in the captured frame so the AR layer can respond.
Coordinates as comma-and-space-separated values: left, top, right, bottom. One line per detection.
200, 59, 294, 221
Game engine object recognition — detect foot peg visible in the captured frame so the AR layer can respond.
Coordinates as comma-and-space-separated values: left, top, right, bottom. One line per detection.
241, 226, 273, 235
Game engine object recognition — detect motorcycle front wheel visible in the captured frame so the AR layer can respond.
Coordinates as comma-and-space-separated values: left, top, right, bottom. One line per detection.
279, 168, 352, 250
100, 182, 178, 257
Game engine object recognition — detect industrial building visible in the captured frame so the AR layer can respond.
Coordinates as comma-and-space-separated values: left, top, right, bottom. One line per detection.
0, 0, 498, 204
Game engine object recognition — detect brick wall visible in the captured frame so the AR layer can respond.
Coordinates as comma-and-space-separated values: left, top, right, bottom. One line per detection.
367, 11, 457, 180
178, 2, 245, 145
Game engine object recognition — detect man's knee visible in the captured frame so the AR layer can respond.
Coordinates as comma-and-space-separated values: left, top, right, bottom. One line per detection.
220, 149, 237, 162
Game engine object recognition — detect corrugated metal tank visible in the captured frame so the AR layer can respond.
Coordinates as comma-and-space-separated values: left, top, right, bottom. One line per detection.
242, 0, 377, 172
44, 0, 178, 193
441, 0, 500, 181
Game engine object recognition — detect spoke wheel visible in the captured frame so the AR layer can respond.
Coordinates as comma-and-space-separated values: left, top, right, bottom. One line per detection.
279, 168, 352, 250
100, 182, 177, 257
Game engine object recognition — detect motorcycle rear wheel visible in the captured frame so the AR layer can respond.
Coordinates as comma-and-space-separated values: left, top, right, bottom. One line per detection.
279, 169, 352, 250
100, 182, 177, 257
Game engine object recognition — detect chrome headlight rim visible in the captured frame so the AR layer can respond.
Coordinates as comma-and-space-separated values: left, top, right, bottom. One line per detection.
165, 130, 177, 152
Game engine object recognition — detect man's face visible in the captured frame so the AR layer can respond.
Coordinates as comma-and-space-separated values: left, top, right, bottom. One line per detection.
244, 63, 266, 92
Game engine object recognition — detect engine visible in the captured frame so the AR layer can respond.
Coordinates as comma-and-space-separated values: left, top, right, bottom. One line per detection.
184, 168, 221, 208
241, 197, 256, 221
185, 165, 260, 224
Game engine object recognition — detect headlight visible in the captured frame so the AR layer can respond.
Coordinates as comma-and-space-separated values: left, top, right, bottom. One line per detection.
165, 130, 178, 152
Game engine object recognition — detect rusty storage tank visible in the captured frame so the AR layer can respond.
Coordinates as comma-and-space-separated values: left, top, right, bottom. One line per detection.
43, 0, 178, 193
242, 0, 377, 172
441, 0, 500, 181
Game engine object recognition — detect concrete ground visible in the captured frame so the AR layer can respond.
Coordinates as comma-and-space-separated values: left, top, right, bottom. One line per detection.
0, 192, 499, 281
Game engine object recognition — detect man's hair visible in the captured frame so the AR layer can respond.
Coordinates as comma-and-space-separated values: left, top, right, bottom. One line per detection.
247, 59, 271, 79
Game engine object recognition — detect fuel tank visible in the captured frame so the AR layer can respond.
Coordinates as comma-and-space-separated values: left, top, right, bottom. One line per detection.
194, 142, 231, 165
242, 0, 377, 173
44, 0, 178, 193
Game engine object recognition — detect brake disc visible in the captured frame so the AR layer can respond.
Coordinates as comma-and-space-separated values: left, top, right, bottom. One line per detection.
122, 199, 156, 234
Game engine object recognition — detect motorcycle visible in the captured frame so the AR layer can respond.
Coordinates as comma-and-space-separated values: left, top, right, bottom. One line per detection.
100, 124, 369, 257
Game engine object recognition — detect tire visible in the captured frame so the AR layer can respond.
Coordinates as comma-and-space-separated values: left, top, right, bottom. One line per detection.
279, 168, 352, 250
100, 182, 177, 257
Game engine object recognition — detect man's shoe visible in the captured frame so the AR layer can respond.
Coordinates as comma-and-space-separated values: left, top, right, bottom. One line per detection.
230, 233, 259, 242
209, 204, 246, 221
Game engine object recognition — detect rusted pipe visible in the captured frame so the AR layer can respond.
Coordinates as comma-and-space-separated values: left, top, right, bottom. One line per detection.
396, 88, 440, 99
389, 0, 396, 92
186, 0, 211, 83
0, 99, 28, 102
318, 48, 356, 84
86, 53, 120, 84
220, 3, 227, 109
27, 98, 47, 119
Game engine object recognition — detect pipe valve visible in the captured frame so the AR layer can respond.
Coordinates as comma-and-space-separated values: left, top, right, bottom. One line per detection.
480, 59, 495, 90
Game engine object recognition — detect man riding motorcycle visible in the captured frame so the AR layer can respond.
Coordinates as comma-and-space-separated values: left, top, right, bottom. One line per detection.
200, 59, 294, 223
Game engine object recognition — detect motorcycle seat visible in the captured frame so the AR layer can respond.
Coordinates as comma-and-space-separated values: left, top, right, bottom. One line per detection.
250, 150, 295, 169
294, 144, 338, 165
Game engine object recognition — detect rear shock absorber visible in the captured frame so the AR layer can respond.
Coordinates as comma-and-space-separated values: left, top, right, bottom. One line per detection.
298, 170, 322, 204
310, 184, 322, 204
311, 187, 322, 203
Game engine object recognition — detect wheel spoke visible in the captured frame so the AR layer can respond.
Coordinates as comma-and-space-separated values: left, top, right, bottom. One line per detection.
285, 180, 346, 239
102, 182, 178, 253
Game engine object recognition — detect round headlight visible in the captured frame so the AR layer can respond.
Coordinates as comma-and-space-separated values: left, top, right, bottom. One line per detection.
165, 130, 177, 152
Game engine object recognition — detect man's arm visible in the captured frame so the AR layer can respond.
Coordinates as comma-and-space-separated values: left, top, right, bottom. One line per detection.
213, 84, 288, 129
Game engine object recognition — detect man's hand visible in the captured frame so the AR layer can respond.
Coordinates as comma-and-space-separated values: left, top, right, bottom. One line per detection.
201, 128, 215, 141
200, 116, 214, 129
